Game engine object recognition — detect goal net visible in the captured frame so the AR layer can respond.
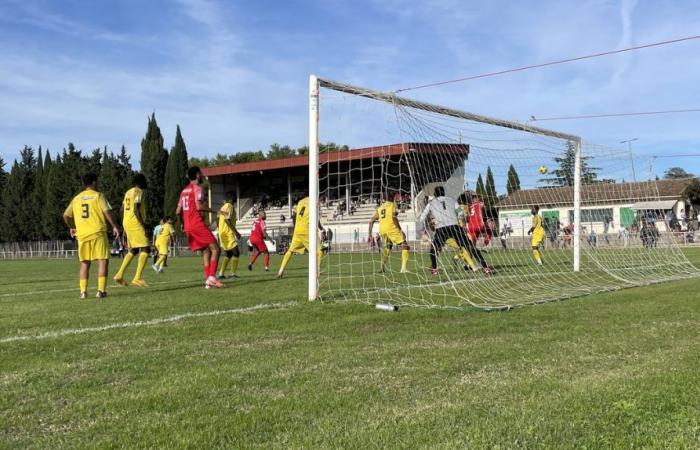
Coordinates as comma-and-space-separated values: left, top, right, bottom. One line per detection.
309, 77, 699, 310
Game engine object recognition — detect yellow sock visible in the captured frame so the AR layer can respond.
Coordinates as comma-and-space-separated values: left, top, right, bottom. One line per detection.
533, 248, 542, 263
79, 278, 88, 292
156, 254, 166, 268
230, 256, 239, 274
381, 248, 391, 267
401, 249, 409, 271
220, 257, 230, 275
458, 249, 475, 270
97, 276, 106, 292
279, 251, 293, 273
116, 252, 134, 279
133, 252, 149, 281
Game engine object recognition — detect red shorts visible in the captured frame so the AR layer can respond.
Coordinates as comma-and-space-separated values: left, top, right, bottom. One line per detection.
185, 226, 216, 251
468, 225, 492, 244
250, 237, 267, 253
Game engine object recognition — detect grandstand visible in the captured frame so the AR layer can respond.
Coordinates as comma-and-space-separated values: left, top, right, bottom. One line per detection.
202, 143, 469, 245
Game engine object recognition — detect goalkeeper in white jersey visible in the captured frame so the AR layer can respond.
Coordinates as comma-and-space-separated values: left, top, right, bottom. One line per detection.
418, 186, 491, 275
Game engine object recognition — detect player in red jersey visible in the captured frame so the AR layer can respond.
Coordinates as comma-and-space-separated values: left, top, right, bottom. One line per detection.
467, 194, 491, 245
248, 210, 272, 271
175, 166, 224, 288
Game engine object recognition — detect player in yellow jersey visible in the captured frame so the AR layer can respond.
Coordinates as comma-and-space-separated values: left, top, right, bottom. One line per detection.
277, 195, 325, 279
217, 191, 241, 279
114, 174, 150, 287
63, 172, 120, 299
528, 205, 545, 265
368, 192, 410, 273
153, 216, 175, 272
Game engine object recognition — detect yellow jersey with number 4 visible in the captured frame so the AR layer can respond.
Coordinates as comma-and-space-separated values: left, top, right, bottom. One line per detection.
64, 188, 111, 242
293, 197, 311, 236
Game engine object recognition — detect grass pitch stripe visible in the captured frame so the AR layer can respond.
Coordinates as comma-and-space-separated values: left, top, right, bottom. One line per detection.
0, 302, 296, 344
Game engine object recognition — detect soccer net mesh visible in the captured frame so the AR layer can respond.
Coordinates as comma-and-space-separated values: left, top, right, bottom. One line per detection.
313, 78, 698, 310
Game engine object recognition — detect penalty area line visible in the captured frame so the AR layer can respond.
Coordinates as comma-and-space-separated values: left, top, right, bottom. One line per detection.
0, 302, 297, 344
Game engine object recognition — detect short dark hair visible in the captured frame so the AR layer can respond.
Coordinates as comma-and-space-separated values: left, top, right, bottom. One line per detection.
83, 172, 98, 186
132, 173, 148, 189
471, 193, 479, 200
434, 186, 445, 197
187, 166, 201, 181
163, 215, 171, 222
532, 205, 540, 213
226, 190, 237, 201
457, 192, 470, 204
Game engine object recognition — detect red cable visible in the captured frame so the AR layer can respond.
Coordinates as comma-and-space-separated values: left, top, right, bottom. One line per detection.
395, 34, 700, 93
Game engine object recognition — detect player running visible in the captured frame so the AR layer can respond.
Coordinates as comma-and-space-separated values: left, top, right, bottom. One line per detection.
176, 166, 224, 288
419, 186, 491, 275
62, 172, 120, 299
248, 210, 272, 271
368, 192, 410, 273
152, 216, 175, 272
528, 205, 545, 266
467, 193, 492, 247
217, 191, 241, 279
114, 174, 150, 287
277, 195, 325, 279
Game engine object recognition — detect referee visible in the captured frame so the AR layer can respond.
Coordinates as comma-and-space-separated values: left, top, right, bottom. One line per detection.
418, 186, 492, 274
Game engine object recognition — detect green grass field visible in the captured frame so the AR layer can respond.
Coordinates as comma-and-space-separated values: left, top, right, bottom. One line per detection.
2, 249, 700, 448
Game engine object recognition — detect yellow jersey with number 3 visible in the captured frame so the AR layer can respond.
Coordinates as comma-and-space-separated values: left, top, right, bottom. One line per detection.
122, 187, 146, 230
377, 201, 399, 234
293, 197, 311, 235
64, 188, 111, 242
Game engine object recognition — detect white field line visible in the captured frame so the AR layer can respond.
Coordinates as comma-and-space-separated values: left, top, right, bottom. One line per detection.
0, 278, 205, 298
0, 302, 297, 344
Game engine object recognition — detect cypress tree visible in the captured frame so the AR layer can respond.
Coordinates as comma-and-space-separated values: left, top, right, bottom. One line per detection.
85, 148, 103, 174
506, 164, 521, 195
3, 147, 38, 241
475, 174, 486, 202
43, 155, 69, 240
32, 146, 46, 240
0, 156, 7, 241
164, 125, 189, 217
484, 166, 497, 216
140, 114, 169, 228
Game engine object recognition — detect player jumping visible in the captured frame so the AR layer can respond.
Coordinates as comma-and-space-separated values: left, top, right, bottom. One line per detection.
63, 172, 120, 299
217, 191, 241, 278
528, 205, 545, 265
248, 209, 271, 271
176, 166, 224, 288
114, 173, 150, 287
277, 195, 325, 279
368, 191, 410, 273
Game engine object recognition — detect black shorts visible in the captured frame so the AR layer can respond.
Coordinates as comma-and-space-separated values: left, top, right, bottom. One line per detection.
433, 225, 470, 251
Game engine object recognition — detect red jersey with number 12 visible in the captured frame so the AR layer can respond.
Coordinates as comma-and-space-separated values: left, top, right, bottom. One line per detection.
178, 183, 207, 232
251, 218, 266, 241
468, 200, 485, 229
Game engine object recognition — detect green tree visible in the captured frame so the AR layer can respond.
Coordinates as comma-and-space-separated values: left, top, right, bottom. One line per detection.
2, 147, 38, 241
475, 174, 486, 202
32, 147, 46, 240
484, 166, 497, 217
267, 143, 296, 160
99, 148, 126, 215
506, 164, 521, 195
664, 167, 694, 179
164, 125, 189, 217
42, 145, 86, 240
140, 114, 169, 229
0, 156, 7, 241
682, 178, 700, 209
540, 141, 599, 186
85, 148, 103, 174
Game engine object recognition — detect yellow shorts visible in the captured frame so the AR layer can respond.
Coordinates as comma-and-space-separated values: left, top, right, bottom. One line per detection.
219, 232, 238, 251
155, 241, 169, 255
288, 234, 319, 254
531, 231, 545, 248
78, 235, 109, 261
125, 226, 149, 249
380, 228, 405, 246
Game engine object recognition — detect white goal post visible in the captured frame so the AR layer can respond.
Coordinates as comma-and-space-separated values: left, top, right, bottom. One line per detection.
308, 75, 583, 301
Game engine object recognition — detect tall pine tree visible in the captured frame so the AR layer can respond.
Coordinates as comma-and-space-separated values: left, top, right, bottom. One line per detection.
475, 174, 486, 202
164, 125, 189, 217
140, 114, 169, 228
484, 166, 497, 217
0, 156, 7, 241
506, 164, 521, 195
2, 147, 38, 241
32, 146, 46, 240
541, 141, 599, 186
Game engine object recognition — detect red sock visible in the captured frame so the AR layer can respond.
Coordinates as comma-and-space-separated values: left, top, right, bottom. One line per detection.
208, 259, 218, 277
263, 253, 270, 267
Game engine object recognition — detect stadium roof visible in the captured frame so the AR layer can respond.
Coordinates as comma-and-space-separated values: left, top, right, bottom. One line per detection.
201, 143, 469, 177
497, 178, 693, 209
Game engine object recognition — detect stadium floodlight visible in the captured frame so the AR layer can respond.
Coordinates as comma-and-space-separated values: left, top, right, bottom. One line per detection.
308, 75, 699, 308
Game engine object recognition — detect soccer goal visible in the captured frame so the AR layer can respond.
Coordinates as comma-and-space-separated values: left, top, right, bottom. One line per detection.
307, 75, 699, 309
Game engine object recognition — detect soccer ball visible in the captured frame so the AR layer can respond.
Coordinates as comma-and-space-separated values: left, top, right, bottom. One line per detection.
538, 165, 548, 175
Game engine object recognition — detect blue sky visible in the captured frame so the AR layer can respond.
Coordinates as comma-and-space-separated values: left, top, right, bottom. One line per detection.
1, 0, 699, 179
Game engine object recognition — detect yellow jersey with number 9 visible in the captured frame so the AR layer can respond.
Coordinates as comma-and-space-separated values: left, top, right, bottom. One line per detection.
64, 188, 111, 241
377, 201, 398, 234
122, 187, 146, 230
